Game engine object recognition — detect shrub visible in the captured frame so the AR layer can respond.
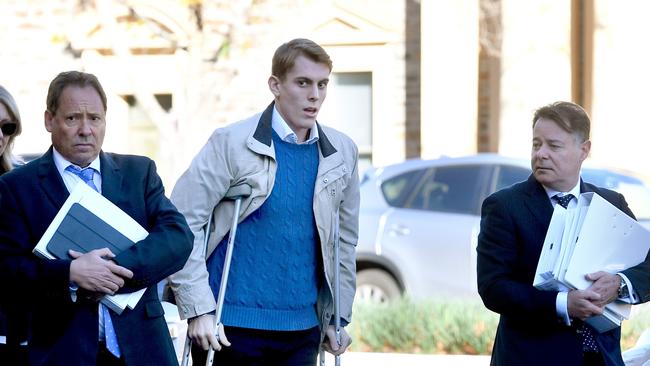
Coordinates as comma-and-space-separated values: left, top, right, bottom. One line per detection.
348, 298, 498, 354
348, 298, 650, 355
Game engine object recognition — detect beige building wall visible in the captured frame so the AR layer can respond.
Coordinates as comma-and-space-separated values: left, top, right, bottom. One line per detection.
591, 0, 650, 180
0, 0, 406, 188
420, 0, 480, 159
498, 0, 572, 160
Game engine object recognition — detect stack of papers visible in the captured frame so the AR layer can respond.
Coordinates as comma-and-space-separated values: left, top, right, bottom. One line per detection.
534, 192, 650, 332
33, 182, 147, 314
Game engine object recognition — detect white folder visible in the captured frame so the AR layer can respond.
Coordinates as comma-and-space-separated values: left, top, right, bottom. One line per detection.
534, 192, 650, 332
534, 205, 570, 291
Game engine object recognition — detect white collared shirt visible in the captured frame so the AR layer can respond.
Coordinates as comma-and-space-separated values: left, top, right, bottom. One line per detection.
543, 182, 581, 209
52, 148, 102, 194
271, 106, 319, 145
52, 148, 107, 339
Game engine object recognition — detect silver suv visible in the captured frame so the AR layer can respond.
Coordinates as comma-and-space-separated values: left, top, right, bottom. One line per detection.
356, 153, 650, 303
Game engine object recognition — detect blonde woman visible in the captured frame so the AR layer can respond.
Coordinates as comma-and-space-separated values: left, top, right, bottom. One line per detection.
0, 84, 25, 365
0, 85, 22, 174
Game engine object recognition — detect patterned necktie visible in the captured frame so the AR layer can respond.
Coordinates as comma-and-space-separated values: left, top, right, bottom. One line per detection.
553, 193, 574, 209
552, 193, 598, 352
65, 165, 121, 358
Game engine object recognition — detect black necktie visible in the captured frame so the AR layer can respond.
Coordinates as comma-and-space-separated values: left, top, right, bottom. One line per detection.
553, 193, 574, 209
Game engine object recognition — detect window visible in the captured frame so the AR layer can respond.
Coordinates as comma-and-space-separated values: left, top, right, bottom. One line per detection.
495, 165, 530, 191
381, 169, 426, 208
406, 165, 482, 214
319, 72, 373, 174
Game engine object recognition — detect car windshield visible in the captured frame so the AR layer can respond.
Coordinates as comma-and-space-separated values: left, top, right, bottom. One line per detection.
582, 168, 650, 221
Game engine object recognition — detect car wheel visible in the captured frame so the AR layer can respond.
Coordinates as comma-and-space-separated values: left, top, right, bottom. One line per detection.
356, 269, 401, 303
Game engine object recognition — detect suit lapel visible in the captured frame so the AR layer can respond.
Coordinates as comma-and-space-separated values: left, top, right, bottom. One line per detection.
579, 179, 592, 194
99, 152, 124, 205
38, 148, 69, 209
522, 175, 554, 226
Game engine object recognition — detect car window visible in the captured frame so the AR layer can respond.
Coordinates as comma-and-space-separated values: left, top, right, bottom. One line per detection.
380, 169, 427, 208
495, 165, 530, 191
405, 165, 481, 214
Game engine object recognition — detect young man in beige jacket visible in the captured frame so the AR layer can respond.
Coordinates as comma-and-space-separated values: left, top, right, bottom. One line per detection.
168, 38, 360, 365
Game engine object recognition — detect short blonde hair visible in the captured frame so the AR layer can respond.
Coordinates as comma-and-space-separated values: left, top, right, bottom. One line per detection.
0, 85, 22, 173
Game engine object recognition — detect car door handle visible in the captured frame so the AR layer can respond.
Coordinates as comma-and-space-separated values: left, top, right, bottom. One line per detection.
388, 224, 410, 236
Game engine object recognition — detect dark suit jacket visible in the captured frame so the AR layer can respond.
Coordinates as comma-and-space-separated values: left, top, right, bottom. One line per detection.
0, 148, 193, 366
477, 175, 650, 366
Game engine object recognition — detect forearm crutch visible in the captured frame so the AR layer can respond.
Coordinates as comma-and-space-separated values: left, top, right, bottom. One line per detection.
319, 207, 342, 366
180, 183, 252, 366
334, 206, 342, 366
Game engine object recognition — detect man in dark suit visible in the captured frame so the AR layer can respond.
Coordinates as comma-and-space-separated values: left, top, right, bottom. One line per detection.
0, 71, 193, 366
477, 101, 650, 366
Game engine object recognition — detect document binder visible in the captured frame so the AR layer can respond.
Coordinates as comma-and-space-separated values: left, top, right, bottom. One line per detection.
46, 203, 135, 260
534, 192, 650, 332
33, 182, 147, 314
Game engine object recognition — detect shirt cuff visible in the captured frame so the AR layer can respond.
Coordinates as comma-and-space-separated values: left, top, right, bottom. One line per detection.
556, 291, 571, 326
69, 282, 79, 303
617, 273, 638, 303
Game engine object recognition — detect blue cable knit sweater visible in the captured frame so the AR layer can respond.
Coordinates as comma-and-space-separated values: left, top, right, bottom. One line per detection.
206, 131, 321, 331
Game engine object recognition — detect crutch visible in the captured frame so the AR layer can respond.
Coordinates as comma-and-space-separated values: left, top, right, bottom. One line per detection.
319, 207, 342, 366
180, 183, 252, 366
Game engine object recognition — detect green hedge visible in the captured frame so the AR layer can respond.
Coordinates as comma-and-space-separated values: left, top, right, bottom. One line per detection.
348, 298, 650, 355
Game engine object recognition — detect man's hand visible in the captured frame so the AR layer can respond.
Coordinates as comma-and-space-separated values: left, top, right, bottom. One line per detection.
69, 248, 133, 295
322, 325, 351, 356
188, 314, 230, 351
567, 289, 603, 320
586, 271, 621, 307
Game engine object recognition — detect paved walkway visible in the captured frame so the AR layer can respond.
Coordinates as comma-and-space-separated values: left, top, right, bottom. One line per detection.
321, 352, 490, 366
164, 302, 491, 365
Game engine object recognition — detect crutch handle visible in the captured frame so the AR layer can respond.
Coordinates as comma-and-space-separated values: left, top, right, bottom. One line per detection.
224, 183, 252, 200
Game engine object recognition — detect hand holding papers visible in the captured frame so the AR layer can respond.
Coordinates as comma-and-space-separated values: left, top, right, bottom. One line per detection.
33, 182, 147, 314
534, 192, 650, 332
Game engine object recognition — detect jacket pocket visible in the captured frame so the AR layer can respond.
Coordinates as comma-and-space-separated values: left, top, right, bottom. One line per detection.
145, 301, 165, 318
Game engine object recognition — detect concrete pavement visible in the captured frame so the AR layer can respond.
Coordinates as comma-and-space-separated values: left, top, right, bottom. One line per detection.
321, 352, 490, 366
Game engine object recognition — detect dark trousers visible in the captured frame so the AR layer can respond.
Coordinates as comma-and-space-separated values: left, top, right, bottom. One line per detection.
583, 351, 606, 366
0, 343, 28, 366
191, 326, 321, 366
97, 342, 125, 366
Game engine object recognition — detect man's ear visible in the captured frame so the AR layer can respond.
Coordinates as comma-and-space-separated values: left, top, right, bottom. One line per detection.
580, 139, 592, 161
268, 75, 281, 97
44, 110, 53, 132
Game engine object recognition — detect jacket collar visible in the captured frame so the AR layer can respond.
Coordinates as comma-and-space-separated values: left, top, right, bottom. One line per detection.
38, 147, 69, 209
522, 174, 554, 226
522, 174, 592, 225
38, 148, 123, 207
99, 152, 123, 205
251, 101, 338, 158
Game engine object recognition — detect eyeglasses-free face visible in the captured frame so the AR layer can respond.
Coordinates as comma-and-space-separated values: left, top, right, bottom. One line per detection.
0, 121, 17, 136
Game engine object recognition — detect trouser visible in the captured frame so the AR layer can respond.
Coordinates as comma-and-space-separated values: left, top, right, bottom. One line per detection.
191, 326, 321, 366
96, 341, 125, 366
583, 351, 605, 366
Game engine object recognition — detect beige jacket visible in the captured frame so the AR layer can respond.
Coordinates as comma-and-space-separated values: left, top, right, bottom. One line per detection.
168, 103, 360, 338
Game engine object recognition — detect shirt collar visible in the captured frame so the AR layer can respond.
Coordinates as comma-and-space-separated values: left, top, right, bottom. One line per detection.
271, 106, 319, 145
52, 147, 101, 175
543, 180, 581, 201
